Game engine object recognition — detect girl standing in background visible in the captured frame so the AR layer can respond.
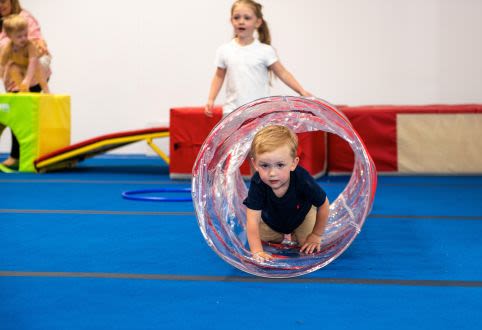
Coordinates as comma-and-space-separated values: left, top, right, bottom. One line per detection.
205, 0, 311, 117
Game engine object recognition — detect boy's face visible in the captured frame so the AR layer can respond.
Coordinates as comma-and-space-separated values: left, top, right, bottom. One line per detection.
9, 29, 28, 48
252, 145, 299, 196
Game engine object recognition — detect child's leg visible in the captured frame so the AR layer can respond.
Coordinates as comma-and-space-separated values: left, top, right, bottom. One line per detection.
259, 220, 284, 243
1, 131, 19, 166
292, 206, 317, 245
10, 132, 20, 159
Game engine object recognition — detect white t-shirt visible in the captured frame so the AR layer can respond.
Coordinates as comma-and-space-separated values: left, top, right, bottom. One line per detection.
215, 39, 278, 114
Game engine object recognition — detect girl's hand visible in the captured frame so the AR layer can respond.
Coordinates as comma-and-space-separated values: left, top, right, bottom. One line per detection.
204, 101, 214, 117
252, 251, 273, 262
300, 233, 322, 254
300, 90, 313, 97
4, 79, 18, 92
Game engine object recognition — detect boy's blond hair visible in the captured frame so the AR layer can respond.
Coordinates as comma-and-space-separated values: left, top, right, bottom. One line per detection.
3, 14, 28, 37
251, 125, 298, 159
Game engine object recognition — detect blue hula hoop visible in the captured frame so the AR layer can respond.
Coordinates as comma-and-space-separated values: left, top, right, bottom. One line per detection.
122, 188, 192, 202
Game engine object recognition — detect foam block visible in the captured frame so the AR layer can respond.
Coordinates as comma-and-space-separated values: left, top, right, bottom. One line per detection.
169, 107, 327, 178
0, 93, 70, 172
169, 107, 223, 178
328, 104, 482, 174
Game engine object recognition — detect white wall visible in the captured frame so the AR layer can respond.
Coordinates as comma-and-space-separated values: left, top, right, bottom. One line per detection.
2, 0, 482, 154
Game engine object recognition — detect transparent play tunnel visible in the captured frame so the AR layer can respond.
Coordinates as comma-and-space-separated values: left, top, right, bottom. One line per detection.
192, 96, 377, 278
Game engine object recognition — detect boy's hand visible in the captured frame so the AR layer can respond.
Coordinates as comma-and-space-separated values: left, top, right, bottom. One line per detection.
300, 233, 322, 254
19, 80, 29, 92
252, 251, 273, 262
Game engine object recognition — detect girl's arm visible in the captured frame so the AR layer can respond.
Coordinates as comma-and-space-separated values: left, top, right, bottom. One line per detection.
23, 11, 43, 40
300, 198, 330, 254
205, 67, 226, 117
21, 11, 49, 55
246, 208, 273, 261
270, 61, 312, 97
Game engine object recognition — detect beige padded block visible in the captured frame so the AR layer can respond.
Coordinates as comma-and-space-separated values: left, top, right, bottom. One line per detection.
397, 114, 482, 173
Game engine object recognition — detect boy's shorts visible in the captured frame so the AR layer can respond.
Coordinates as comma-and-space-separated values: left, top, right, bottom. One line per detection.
259, 206, 317, 245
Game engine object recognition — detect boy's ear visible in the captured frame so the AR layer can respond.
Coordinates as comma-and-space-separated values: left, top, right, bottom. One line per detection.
291, 156, 299, 171
250, 157, 257, 169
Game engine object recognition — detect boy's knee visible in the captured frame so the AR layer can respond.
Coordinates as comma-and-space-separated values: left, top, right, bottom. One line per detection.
293, 206, 317, 244
259, 221, 284, 243
38, 55, 51, 68
8, 64, 22, 73
292, 232, 308, 246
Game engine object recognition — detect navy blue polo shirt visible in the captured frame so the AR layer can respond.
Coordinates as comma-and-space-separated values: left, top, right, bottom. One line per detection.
243, 166, 327, 234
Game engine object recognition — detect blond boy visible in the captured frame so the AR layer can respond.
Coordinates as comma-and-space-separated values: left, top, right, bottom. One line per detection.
243, 125, 330, 261
0, 14, 49, 93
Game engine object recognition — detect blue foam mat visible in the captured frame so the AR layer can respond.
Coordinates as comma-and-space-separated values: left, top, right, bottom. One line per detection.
1, 156, 482, 329
1, 277, 481, 330
1, 213, 481, 281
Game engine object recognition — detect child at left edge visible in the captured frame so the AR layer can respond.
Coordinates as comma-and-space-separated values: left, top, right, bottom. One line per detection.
0, 14, 50, 93
243, 125, 330, 262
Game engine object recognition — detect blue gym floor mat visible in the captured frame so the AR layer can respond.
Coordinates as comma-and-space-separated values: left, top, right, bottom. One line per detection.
1, 155, 481, 329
